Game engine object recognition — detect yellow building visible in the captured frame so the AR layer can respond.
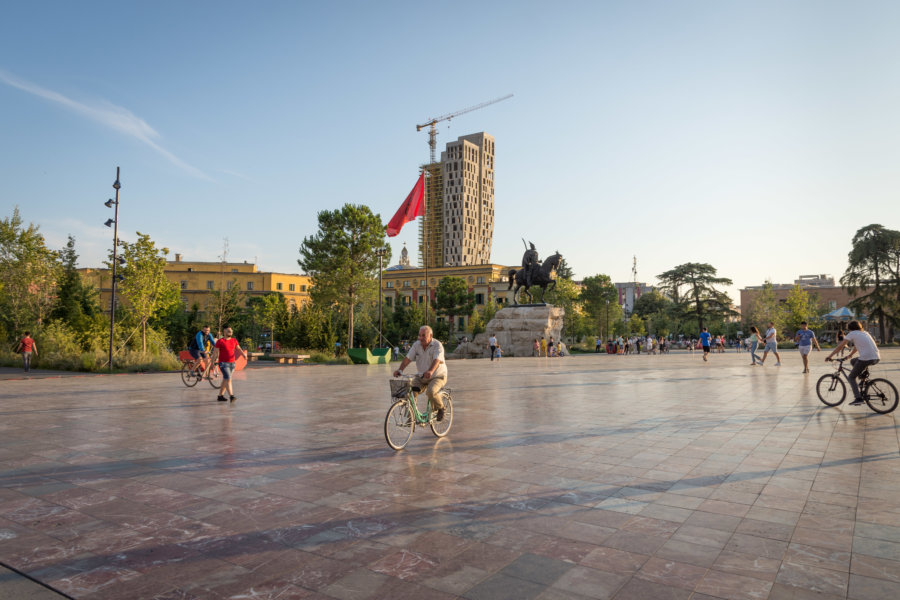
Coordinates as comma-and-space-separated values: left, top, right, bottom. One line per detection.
79, 254, 312, 314
382, 246, 513, 331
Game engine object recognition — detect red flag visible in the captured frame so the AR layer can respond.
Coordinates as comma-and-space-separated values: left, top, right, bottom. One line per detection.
386, 172, 425, 237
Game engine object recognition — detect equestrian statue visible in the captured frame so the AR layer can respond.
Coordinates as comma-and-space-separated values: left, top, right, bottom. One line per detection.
508, 240, 562, 305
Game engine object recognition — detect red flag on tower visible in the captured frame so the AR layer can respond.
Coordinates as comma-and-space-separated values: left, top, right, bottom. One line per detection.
386, 172, 425, 237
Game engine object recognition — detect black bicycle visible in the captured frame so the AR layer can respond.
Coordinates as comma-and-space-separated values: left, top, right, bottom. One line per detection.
816, 356, 898, 414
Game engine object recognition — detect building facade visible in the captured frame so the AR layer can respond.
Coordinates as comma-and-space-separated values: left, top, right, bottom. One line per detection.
614, 281, 653, 315
419, 132, 496, 268
740, 274, 859, 317
80, 254, 312, 315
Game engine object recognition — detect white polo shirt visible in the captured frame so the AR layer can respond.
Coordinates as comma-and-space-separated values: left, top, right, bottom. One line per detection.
406, 339, 447, 379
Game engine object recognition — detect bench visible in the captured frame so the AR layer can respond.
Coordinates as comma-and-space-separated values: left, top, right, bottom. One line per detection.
268, 353, 310, 364
247, 352, 266, 362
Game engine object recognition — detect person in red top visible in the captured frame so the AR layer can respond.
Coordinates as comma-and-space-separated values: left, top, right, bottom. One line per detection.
211, 326, 247, 402
16, 332, 38, 372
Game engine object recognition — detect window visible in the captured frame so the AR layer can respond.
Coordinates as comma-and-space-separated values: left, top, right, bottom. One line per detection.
421, 280, 426, 286
226, 281, 234, 290
301, 285, 307, 291
289, 283, 295, 291
276, 282, 283, 291
180, 280, 187, 290
386, 281, 393, 288
477, 276, 485, 284
232, 269, 238, 273
187, 268, 193, 272
475, 293, 484, 305
206, 280, 214, 290
403, 281, 410, 287
247, 281, 254, 291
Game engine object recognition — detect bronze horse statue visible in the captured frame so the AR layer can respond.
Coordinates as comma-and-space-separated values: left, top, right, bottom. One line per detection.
508, 252, 562, 305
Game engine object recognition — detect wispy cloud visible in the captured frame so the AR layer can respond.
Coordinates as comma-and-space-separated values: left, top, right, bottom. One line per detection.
0, 69, 212, 181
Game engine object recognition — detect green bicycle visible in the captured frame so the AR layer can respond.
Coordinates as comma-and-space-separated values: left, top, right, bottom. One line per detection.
384, 376, 453, 450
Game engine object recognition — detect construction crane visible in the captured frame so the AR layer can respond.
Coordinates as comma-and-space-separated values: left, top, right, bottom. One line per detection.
416, 94, 513, 163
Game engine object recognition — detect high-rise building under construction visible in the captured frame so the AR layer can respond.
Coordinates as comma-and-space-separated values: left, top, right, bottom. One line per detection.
419, 132, 495, 268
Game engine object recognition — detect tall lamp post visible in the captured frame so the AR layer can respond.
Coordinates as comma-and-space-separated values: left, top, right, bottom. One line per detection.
605, 299, 609, 342
104, 167, 122, 372
375, 248, 386, 348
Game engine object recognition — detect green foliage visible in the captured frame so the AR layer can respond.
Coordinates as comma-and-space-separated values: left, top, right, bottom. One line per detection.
626, 313, 646, 336
841, 224, 900, 342
744, 281, 784, 336
0, 207, 61, 335
434, 276, 475, 332
545, 277, 585, 342
111, 232, 180, 352
633, 290, 674, 336
299, 204, 390, 349
468, 306, 486, 336
580, 274, 622, 339
782, 285, 825, 336
657, 262, 736, 332
207, 279, 243, 336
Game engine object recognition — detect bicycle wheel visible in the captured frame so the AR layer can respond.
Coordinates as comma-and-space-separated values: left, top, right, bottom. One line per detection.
385, 400, 414, 450
865, 379, 899, 414
207, 364, 222, 389
430, 394, 453, 438
181, 362, 200, 387
816, 374, 846, 406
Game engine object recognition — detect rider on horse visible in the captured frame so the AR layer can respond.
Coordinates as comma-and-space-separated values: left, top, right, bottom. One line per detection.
522, 239, 538, 288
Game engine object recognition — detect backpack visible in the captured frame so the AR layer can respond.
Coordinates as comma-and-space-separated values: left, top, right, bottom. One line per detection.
188, 333, 200, 350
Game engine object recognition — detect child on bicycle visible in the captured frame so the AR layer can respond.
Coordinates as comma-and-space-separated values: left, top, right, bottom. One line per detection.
826, 320, 880, 406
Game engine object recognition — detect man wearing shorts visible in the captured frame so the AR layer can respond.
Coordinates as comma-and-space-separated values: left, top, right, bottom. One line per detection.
794, 321, 820, 374
189, 326, 216, 376
759, 321, 781, 366
211, 327, 247, 402
393, 325, 448, 421
699, 327, 712, 361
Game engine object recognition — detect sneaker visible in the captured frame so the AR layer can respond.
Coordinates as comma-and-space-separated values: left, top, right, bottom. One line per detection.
217, 395, 227, 402
775, 362, 781, 366
436, 408, 445, 422
703, 355, 707, 362
849, 398, 865, 406
229, 396, 237, 403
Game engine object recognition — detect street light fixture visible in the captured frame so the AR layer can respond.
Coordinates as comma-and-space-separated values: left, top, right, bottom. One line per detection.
104, 167, 122, 372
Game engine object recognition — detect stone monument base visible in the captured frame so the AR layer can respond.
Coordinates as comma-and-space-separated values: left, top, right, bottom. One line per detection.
450, 305, 564, 358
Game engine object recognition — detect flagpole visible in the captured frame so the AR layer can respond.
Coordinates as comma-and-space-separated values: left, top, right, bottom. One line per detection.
423, 167, 428, 324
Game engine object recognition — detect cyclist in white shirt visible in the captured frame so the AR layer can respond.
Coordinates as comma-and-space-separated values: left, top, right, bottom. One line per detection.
394, 325, 448, 421
826, 320, 880, 406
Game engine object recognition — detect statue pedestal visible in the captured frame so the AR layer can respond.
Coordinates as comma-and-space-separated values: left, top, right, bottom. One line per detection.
451, 305, 564, 358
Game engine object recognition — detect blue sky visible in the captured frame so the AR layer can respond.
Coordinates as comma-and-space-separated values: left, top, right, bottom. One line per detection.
2, 1, 899, 303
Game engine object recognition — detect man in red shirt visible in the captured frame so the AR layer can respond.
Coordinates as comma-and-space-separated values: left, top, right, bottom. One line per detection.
16, 332, 38, 372
211, 326, 248, 402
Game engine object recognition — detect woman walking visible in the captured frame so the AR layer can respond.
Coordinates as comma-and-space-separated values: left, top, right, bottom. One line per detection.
747, 326, 764, 365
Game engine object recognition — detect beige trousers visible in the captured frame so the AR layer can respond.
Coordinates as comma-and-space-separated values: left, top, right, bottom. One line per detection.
412, 375, 446, 410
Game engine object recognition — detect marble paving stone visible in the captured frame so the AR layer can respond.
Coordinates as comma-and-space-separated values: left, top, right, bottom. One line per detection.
1, 351, 899, 599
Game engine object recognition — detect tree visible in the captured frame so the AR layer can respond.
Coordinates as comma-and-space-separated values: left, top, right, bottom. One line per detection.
545, 277, 583, 343
0, 208, 61, 337
299, 204, 390, 349
744, 281, 784, 335
782, 285, 825, 337
626, 313, 646, 336
434, 276, 475, 334
580, 274, 622, 340
52, 236, 105, 351
207, 239, 244, 336
245, 293, 288, 350
841, 224, 900, 342
633, 290, 672, 318
657, 263, 736, 332
112, 232, 180, 352
554, 257, 574, 280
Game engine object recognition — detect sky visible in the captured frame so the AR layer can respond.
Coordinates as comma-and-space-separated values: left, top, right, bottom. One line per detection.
2, 1, 900, 304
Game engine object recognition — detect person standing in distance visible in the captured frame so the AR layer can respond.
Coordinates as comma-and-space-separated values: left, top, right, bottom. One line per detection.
16, 331, 37, 372
759, 321, 781, 366
211, 327, 248, 402
699, 327, 712, 362
393, 325, 448, 421
794, 321, 821, 373
826, 320, 880, 405
488, 333, 498, 361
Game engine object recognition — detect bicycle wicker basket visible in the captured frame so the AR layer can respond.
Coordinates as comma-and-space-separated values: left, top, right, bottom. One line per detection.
390, 379, 411, 398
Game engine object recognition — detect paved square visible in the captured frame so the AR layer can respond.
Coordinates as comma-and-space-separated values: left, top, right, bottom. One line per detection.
1, 350, 899, 599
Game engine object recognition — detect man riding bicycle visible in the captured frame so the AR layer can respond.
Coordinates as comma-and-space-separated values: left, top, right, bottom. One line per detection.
826, 319, 880, 406
393, 325, 447, 421
188, 325, 216, 375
